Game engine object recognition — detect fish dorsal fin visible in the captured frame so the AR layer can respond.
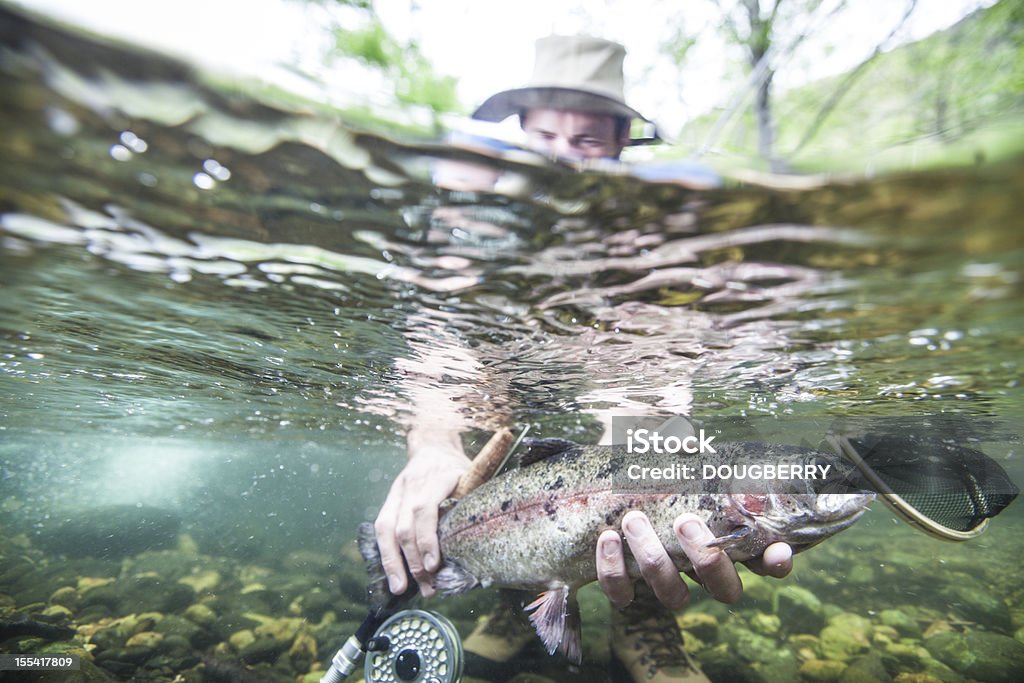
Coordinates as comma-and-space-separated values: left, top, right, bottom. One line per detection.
524, 585, 582, 664
518, 438, 580, 467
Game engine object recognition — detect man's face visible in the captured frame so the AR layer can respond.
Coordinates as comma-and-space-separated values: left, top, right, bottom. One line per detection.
521, 109, 626, 161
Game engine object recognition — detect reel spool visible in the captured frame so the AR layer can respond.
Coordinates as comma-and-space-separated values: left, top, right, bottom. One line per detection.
364, 610, 463, 683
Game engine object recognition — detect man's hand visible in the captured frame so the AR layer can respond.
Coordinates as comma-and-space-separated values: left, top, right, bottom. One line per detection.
373, 441, 470, 598
596, 511, 793, 609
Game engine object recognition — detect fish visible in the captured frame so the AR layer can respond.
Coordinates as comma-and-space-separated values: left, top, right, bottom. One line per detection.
359, 438, 875, 663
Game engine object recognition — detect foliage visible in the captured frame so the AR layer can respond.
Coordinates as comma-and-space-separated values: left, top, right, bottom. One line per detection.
290, 0, 461, 120
695, 0, 839, 170
334, 21, 459, 113
672, 0, 1024, 173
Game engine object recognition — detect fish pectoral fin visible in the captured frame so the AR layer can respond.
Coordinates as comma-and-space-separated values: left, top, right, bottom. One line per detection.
432, 559, 479, 596
524, 585, 583, 664
706, 524, 754, 550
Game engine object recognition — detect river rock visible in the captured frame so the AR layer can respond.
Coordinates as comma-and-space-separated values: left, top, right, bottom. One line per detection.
739, 570, 775, 604
677, 612, 719, 643
79, 586, 119, 611
759, 649, 801, 683
893, 675, 945, 683
281, 550, 334, 574
239, 635, 292, 665
788, 633, 820, 661
923, 620, 954, 639
696, 644, 765, 683
124, 630, 163, 649
26, 655, 116, 683
40, 604, 74, 620
117, 573, 194, 614
774, 585, 825, 634
178, 569, 221, 593
839, 652, 892, 683
845, 562, 875, 586
229, 628, 256, 651
159, 633, 192, 657
819, 614, 872, 662
77, 577, 115, 594
49, 585, 80, 610
288, 631, 318, 671
872, 625, 900, 647
154, 613, 212, 648
800, 658, 847, 682
0, 557, 36, 585
184, 602, 216, 626
925, 630, 1024, 683
750, 613, 781, 636
883, 641, 932, 670
919, 658, 964, 683
939, 582, 1013, 632
880, 609, 923, 638
723, 623, 777, 664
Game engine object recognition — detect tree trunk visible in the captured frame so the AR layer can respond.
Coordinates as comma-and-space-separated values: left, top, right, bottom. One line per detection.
743, 0, 781, 171
754, 70, 778, 170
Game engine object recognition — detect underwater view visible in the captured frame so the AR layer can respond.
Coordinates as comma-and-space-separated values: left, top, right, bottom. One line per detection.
1, 4, 1023, 683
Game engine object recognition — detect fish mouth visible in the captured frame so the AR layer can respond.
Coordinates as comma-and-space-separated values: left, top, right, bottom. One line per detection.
752, 491, 876, 548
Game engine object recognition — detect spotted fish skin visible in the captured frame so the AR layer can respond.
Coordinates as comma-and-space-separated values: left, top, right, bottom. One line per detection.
360, 438, 874, 663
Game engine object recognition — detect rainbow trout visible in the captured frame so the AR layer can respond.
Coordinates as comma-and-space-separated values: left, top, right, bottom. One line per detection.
359, 438, 874, 663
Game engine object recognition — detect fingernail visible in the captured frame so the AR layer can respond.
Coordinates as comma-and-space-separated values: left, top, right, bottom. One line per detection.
601, 535, 621, 559
387, 574, 402, 593
623, 514, 646, 534
423, 552, 436, 570
681, 520, 703, 541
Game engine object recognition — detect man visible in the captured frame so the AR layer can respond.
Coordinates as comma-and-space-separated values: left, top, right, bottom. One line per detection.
374, 35, 795, 682
472, 34, 658, 160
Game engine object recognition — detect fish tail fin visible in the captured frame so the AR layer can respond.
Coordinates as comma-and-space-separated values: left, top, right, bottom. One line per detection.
524, 585, 582, 664
433, 558, 480, 596
357, 521, 399, 608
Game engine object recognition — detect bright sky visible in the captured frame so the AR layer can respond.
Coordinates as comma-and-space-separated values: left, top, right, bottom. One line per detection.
12, 0, 996, 135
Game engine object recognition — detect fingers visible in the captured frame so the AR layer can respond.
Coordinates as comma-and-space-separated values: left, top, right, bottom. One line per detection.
621, 511, 689, 610
374, 464, 462, 598
394, 501, 436, 598
414, 502, 442, 574
596, 529, 634, 609
674, 514, 743, 604
745, 542, 793, 578
373, 495, 410, 595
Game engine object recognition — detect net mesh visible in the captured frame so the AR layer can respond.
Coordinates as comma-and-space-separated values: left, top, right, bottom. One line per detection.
847, 435, 1018, 533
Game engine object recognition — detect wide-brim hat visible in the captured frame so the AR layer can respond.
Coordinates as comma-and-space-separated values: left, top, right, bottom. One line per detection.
472, 35, 661, 145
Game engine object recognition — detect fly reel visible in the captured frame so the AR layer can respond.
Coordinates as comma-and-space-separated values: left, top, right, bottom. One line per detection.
364, 610, 463, 683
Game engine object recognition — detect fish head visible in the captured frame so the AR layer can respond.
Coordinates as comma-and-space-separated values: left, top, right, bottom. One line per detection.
729, 490, 875, 552
719, 455, 875, 554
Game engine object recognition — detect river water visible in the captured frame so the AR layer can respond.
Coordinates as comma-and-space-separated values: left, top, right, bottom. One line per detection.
1, 7, 1023, 683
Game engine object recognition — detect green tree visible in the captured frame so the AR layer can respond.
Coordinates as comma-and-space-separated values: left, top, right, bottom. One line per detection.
916, 0, 1024, 141
680, 0, 846, 171
290, 0, 460, 118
